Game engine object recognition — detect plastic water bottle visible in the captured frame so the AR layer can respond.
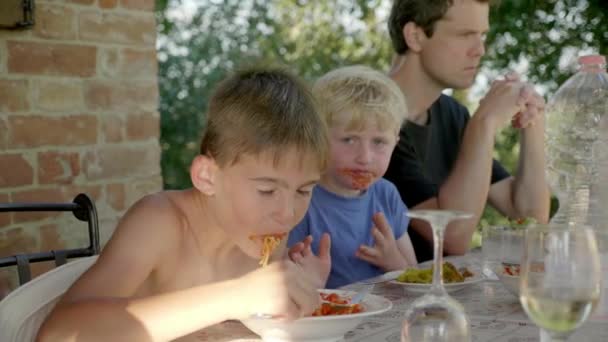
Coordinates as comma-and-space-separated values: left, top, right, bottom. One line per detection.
544, 54, 608, 320
545, 55, 608, 226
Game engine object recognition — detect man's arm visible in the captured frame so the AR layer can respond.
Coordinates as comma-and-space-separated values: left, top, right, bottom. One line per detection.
487, 111, 551, 223
410, 112, 497, 255
409, 81, 531, 255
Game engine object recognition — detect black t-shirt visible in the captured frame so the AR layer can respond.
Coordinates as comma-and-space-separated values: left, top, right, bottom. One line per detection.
384, 94, 510, 261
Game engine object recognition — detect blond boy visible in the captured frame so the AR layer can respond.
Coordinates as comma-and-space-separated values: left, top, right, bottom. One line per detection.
37, 67, 331, 342
288, 65, 417, 288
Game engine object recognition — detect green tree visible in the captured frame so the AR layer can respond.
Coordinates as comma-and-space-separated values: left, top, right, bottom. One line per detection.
156, 0, 605, 230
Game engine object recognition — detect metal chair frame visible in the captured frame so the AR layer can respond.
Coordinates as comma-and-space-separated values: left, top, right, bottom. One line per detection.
0, 193, 100, 285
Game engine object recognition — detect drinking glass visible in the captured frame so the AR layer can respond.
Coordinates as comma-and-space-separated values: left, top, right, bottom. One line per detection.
520, 225, 602, 342
401, 209, 473, 342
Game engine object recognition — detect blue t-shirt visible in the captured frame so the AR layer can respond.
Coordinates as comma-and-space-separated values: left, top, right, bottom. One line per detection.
287, 179, 409, 289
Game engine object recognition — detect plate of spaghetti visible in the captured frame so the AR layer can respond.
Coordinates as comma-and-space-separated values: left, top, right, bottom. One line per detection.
242, 289, 392, 342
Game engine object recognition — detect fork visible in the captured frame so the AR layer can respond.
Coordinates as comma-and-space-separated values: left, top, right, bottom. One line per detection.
322, 285, 374, 309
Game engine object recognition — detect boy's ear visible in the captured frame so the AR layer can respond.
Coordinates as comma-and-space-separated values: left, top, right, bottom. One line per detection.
403, 22, 425, 53
191, 155, 218, 196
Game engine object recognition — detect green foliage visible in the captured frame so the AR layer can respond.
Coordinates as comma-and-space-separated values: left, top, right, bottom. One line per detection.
157, 0, 603, 228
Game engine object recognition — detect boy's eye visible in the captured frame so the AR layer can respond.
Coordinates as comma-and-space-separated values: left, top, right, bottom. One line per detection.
341, 137, 356, 144
258, 189, 276, 196
373, 138, 388, 145
297, 189, 312, 196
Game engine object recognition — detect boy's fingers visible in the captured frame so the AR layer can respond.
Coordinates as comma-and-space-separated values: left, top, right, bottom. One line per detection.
303, 235, 313, 249
289, 242, 305, 255
371, 227, 385, 246
302, 244, 313, 258
318, 233, 331, 259
358, 245, 380, 258
372, 212, 392, 237
290, 252, 303, 264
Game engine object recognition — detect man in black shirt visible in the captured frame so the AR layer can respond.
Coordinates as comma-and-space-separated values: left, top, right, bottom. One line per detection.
384, 0, 551, 261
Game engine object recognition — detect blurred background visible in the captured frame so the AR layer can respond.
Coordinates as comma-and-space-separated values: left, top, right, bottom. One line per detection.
155, 0, 607, 235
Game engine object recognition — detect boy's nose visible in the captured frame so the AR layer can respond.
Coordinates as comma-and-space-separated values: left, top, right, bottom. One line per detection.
356, 144, 373, 164
274, 196, 296, 225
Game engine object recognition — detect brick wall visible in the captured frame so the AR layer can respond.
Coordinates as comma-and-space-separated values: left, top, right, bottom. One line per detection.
0, 0, 162, 292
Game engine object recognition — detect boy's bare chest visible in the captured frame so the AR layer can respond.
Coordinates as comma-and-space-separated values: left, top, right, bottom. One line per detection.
150, 243, 259, 293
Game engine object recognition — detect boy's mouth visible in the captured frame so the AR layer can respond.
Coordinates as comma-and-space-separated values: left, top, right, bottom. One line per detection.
248, 232, 287, 241
338, 168, 375, 190
248, 232, 287, 267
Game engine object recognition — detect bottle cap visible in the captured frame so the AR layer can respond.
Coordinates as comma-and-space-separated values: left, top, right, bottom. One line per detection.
578, 55, 606, 65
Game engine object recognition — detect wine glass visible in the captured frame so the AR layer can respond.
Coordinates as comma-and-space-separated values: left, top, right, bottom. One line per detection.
401, 209, 473, 342
520, 225, 602, 342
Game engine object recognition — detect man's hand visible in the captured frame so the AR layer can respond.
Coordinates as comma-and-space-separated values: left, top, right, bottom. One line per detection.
476, 77, 527, 129
355, 212, 409, 271
505, 72, 545, 129
288, 233, 331, 289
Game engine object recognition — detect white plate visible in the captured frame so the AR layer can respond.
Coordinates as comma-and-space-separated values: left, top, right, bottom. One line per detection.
241, 289, 392, 342
386, 257, 484, 294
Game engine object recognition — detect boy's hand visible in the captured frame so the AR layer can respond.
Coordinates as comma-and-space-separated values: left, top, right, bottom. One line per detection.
356, 212, 408, 271
236, 260, 320, 320
288, 233, 331, 289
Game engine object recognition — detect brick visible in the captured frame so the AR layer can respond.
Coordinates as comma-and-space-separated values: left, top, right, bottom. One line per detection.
68, 0, 95, 5
38, 151, 81, 184
30, 261, 57, 280
83, 143, 161, 181
34, 4, 77, 40
126, 175, 163, 206
102, 114, 124, 143
0, 79, 30, 112
99, 48, 119, 78
84, 80, 158, 111
7, 41, 97, 77
0, 118, 8, 150
0, 41, 6, 72
106, 183, 126, 210
0, 193, 10, 228
127, 112, 159, 140
79, 11, 156, 45
99, 0, 119, 9
0, 227, 37, 257
8, 115, 98, 148
120, 0, 155, 11
35, 80, 83, 112
39, 224, 66, 252
12, 186, 102, 223
117, 48, 157, 79
0, 153, 34, 187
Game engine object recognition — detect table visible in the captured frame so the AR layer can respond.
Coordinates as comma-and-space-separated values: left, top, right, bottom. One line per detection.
182, 254, 608, 342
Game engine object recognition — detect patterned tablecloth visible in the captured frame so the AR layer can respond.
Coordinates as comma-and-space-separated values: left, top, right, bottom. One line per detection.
181, 254, 608, 342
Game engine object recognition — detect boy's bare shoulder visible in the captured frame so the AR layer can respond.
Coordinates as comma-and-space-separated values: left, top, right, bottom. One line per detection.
103, 191, 191, 258
119, 191, 187, 236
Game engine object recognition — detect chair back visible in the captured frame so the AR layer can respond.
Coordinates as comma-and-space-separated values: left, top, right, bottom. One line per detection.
0, 193, 100, 285
0, 256, 97, 342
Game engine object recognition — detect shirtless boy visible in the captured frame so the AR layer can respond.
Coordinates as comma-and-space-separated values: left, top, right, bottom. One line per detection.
37, 67, 331, 342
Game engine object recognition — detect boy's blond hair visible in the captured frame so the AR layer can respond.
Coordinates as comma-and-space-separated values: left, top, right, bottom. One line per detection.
312, 65, 408, 132
200, 65, 328, 170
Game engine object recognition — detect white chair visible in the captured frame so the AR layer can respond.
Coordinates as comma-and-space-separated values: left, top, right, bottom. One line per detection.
0, 256, 98, 342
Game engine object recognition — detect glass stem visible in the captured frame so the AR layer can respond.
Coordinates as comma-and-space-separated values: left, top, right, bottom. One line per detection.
430, 222, 447, 295
541, 329, 569, 342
